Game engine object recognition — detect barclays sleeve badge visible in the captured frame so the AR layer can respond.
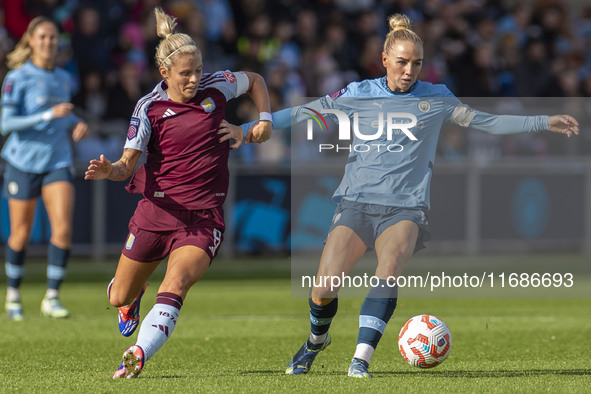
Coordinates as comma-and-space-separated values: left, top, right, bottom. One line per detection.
127, 117, 140, 140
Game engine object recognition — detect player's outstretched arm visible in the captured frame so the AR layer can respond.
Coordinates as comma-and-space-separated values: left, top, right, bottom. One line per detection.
547, 115, 579, 138
84, 148, 142, 181
242, 71, 272, 144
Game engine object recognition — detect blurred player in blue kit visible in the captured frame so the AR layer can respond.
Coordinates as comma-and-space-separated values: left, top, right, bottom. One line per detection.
237, 14, 579, 378
85, 8, 271, 378
1, 17, 88, 321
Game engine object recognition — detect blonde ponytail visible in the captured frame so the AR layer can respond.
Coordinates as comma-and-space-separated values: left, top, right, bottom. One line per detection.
383, 14, 422, 55
7, 16, 55, 70
153, 7, 199, 70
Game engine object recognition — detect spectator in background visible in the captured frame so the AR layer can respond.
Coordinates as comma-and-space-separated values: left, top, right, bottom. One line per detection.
0, 8, 15, 83
237, 12, 278, 70
2, 0, 31, 38
71, 6, 112, 80
513, 38, 557, 96
106, 62, 149, 121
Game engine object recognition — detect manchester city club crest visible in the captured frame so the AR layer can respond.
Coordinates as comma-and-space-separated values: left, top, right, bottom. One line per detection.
201, 98, 216, 113
418, 100, 431, 112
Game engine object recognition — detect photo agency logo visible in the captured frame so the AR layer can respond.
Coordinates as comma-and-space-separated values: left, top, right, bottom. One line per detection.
303, 101, 423, 153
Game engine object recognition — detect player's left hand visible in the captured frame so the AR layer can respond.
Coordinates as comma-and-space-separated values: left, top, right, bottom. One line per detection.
72, 121, 89, 142
548, 115, 579, 138
245, 120, 272, 144
218, 120, 245, 149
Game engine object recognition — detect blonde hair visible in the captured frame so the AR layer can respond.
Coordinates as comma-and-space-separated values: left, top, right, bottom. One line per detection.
7, 16, 56, 70
154, 7, 199, 70
383, 14, 422, 55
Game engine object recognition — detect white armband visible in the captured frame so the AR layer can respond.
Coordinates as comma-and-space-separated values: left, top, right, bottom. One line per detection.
450, 104, 475, 127
234, 72, 249, 96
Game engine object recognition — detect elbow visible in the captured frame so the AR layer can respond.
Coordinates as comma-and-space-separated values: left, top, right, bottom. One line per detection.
248, 72, 266, 91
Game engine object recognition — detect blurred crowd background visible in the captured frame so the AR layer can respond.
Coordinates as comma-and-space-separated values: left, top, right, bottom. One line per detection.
1, 0, 590, 165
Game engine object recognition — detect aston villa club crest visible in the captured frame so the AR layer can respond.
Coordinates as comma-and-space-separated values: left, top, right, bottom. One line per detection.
200, 98, 216, 113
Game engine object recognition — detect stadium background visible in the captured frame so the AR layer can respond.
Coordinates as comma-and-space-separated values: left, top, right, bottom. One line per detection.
0, 0, 589, 259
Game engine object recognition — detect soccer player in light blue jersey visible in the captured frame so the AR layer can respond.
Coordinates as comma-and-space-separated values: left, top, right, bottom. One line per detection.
235, 13, 579, 378
0, 17, 88, 321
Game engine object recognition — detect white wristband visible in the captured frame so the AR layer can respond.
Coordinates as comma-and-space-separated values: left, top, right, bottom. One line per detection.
42, 110, 54, 122
259, 112, 272, 122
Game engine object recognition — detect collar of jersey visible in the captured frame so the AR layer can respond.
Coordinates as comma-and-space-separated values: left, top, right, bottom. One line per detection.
380, 76, 416, 95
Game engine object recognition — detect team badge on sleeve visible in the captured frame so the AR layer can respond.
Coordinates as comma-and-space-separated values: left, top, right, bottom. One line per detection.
222, 72, 235, 83
127, 117, 140, 140
330, 87, 347, 99
200, 98, 216, 113
3, 79, 13, 95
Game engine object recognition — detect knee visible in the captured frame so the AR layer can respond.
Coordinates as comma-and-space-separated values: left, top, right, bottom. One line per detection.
158, 279, 188, 297
310, 296, 335, 306
109, 287, 132, 307
51, 223, 72, 244
8, 228, 31, 249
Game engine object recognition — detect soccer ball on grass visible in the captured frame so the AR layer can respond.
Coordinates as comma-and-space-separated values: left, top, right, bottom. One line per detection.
398, 314, 452, 368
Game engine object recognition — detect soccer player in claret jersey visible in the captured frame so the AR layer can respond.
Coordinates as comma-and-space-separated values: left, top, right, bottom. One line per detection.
84, 8, 271, 378
1, 17, 88, 321
237, 13, 579, 378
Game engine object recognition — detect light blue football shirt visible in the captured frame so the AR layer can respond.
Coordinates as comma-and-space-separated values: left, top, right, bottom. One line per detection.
246, 77, 549, 209
0, 61, 79, 173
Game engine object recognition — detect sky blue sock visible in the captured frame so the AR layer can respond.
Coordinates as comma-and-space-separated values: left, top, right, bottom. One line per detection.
47, 243, 70, 290
357, 281, 398, 348
309, 297, 338, 336
5, 245, 25, 289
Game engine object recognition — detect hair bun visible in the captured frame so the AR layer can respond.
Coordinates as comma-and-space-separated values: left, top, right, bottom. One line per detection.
388, 14, 411, 32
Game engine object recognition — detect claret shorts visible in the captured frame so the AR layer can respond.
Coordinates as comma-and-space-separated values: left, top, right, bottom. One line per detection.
122, 198, 225, 263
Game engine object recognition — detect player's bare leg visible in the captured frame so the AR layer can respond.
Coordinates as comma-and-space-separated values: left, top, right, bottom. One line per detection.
109, 255, 160, 336
5, 198, 36, 321
287, 226, 367, 375
40, 181, 74, 318
114, 246, 210, 378
348, 221, 419, 378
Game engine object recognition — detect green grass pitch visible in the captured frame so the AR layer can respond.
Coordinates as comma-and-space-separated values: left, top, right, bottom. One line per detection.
0, 255, 589, 393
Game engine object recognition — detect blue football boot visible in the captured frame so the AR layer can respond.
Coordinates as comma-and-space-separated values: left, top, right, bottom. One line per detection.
285, 333, 331, 375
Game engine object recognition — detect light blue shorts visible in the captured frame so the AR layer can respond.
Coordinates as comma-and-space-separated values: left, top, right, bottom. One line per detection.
327, 199, 430, 253
2, 163, 73, 200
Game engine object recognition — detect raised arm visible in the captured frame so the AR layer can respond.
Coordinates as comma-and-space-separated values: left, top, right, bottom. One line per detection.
84, 148, 142, 181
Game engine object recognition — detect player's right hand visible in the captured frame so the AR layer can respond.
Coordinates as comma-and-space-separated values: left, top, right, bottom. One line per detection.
245, 120, 272, 144
84, 154, 112, 180
52, 103, 74, 118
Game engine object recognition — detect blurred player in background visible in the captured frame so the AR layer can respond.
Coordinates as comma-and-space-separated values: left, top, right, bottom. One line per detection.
1, 16, 88, 321
84, 7, 271, 379
238, 13, 579, 378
